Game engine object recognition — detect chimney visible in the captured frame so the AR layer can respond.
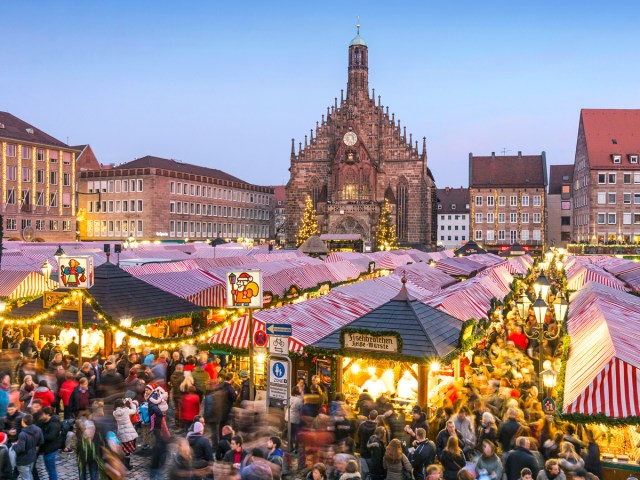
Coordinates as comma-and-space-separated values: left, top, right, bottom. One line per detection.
518, 151, 522, 158
491, 152, 496, 159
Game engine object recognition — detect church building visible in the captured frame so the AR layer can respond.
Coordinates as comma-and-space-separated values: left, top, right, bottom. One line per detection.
285, 26, 437, 249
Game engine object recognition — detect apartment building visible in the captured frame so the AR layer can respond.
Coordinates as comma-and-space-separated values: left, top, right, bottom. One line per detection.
436, 187, 470, 249
572, 109, 640, 244
469, 151, 548, 255
0, 112, 99, 242
78, 156, 274, 242
547, 165, 573, 248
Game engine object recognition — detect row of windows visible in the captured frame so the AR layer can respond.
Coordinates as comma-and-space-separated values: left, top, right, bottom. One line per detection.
5, 167, 71, 186
475, 229, 542, 241
611, 154, 638, 164
474, 195, 542, 207
88, 220, 143, 237
169, 202, 270, 220
88, 200, 143, 213
168, 221, 269, 239
88, 179, 143, 193
4, 145, 72, 163
475, 212, 541, 224
596, 192, 640, 205
596, 212, 640, 225
5, 218, 71, 231
440, 235, 467, 242
5, 189, 71, 208
597, 172, 640, 184
170, 181, 270, 205
440, 225, 466, 231
439, 214, 467, 221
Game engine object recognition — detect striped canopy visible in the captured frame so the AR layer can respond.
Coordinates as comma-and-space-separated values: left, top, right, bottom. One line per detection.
563, 281, 640, 418
0, 270, 58, 298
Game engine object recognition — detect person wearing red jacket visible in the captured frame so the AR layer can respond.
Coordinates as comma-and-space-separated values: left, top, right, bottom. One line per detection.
179, 385, 201, 430
508, 326, 529, 351
58, 373, 78, 419
32, 380, 55, 408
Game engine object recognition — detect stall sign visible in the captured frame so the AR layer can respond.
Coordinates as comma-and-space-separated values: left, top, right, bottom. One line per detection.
58, 255, 94, 289
342, 332, 399, 353
226, 270, 263, 308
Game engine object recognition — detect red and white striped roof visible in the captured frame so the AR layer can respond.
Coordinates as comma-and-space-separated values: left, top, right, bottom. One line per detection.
435, 256, 485, 276
563, 281, 640, 417
566, 262, 627, 292
0, 270, 58, 298
134, 269, 225, 307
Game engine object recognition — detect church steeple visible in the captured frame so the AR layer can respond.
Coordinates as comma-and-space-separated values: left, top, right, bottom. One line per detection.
347, 18, 368, 101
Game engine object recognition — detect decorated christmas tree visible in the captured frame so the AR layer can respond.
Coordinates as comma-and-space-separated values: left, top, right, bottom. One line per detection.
375, 199, 398, 251
296, 195, 320, 246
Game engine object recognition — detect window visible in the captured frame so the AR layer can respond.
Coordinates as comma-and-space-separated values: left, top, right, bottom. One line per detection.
190, 185, 195, 196
108, 201, 114, 212
49, 220, 59, 231
137, 220, 143, 236
498, 230, 506, 240
36, 191, 44, 206
130, 200, 135, 212
63, 173, 71, 186
115, 201, 121, 213
50, 171, 58, 185
475, 213, 483, 223
521, 195, 529, 207
612, 154, 622, 164
170, 201, 175, 213
137, 200, 143, 212
533, 195, 542, 206
138, 180, 143, 192
63, 152, 71, 165
635, 173, 640, 184
608, 213, 616, 225
597, 192, 606, 204
62, 193, 71, 208
6, 144, 16, 157
5, 218, 17, 230
440, 225, 444, 231
49, 151, 58, 163
36, 220, 45, 231
122, 180, 128, 192
438, 205, 442, 210
440, 215, 445, 221
63, 221, 71, 231
598, 173, 606, 184
498, 213, 506, 224
533, 213, 541, 223
624, 173, 632, 184
37, 149, 44, 161
522, 212, 529, 223
5, 189, 15, 205
183, 184, 188, 195
623, 212, 632, 225
486, 213, 494, 223
451, 204, 456, 210
486, 230, 495, 241
6, 165, 16, 181
624, 193, 632, 204
510, 213, 517, 223
631, 155, 639, 164
521, 230, 530, 241
498, 196, 506, 206
475, 196, 483, 206
510, 196, 517, 206
170, 181, 175, 193
441, 235, 444, 241
176, 202, 182, 214
597, 213, 606, 224
177, 182, 182, 194
635, 193, 640, 205
635, 214, 640, 225
561, 216, 571, 226
486, 196, 494, 206
608, 193, 616, 204
475, 230, 483, 241
533, 230, 541, 241
21, 190, 30, 207
49, 192, 57, 207
122, 201, 128, 212
196, 185, 201, 196
21, 167, 31, 182
36, 169, 44, 184
108, 181, 114, 193
609, 173, 616, 184
510, 230, 518, 243
561, 201, 571, 210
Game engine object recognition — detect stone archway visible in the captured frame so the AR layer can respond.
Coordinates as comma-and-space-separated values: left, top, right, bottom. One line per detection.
331, 216, 369, 240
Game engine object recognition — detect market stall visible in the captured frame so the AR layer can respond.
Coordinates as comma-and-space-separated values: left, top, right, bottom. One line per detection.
561, 281, 640, 476
307, 277, 471, 415
0, 270, 58, 300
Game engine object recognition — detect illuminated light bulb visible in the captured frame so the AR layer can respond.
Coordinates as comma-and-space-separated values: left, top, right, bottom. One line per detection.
350, 362, 361, 375
367, 366, 376, 376
430, 361, 441, 373
256, 353, 266, 364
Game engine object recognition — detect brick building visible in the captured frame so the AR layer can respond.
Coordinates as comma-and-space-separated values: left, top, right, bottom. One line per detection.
572, 109, 640, 244
547, 165, 573, 248
79, 156, 274, 242
436, 187, 470, 249
0, 112, 99, 242
285, 28, 437, 248
469, 152, 548, 255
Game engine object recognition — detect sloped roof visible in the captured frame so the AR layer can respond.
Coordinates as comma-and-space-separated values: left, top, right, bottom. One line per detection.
298, 235, 329, 254
453, 240, 487, 256
6, 262, 205, 324
548, 165, 574, 195
0, 112, 69, 148
437, 188, 470, 214
470, 154, 546, 188
310, 282, 462, 360
582, 109, 640, 170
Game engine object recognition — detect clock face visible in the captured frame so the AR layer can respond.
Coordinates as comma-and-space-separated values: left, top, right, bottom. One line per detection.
343, 131, 358, 146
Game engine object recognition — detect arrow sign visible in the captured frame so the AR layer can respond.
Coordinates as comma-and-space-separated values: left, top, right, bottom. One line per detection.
266, 323, 292, 336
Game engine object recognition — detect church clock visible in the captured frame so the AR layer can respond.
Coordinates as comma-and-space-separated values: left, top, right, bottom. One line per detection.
343, 131, 357, 146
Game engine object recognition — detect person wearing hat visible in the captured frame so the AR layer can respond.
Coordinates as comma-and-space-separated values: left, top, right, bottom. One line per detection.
0, 431, 12, 478
188, 421, 214, 467
239, 370, 252, 402
405, 405, 429, 444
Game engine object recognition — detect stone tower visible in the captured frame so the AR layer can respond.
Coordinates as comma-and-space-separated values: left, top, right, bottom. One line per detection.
285, 26, 437, 249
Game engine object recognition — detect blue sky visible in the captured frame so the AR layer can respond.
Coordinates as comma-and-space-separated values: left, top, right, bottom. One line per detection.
2, 1, 640, 188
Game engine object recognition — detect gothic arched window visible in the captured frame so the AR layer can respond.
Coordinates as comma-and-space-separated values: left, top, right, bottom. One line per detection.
310, 177, 321, 208
396, 179, 409, 241
342, 170, 358, 201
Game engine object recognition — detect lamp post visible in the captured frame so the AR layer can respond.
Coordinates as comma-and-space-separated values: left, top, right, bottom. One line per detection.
516, 290, 532, 319
41, 259, 52, 287
541, 366, 558, 398
553, 294, 569, 323
534, 272, 551, 301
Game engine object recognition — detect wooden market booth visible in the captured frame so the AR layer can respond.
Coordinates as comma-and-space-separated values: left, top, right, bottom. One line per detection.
307, 278, 469, 414
4, 262, 206, 359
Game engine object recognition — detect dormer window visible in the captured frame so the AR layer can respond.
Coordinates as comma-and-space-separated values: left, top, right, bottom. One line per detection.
612, 154, 622, 164
451, 204, 456, 210
437, 204, 442, 210
629, 154, 638, 164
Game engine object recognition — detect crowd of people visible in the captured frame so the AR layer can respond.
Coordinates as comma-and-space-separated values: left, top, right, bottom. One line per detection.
0, 297, 607, 480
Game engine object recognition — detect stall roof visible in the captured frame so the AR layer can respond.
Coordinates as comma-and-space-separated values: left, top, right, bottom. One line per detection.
6, 262, 205, 323
310, 280, 462, 360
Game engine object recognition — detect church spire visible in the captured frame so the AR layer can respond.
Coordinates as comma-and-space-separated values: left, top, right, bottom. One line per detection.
347, 18, 368, 101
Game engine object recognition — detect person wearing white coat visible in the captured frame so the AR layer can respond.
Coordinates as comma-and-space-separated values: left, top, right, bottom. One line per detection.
113, 398, 139, 469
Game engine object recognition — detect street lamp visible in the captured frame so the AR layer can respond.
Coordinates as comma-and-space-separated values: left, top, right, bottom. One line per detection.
553, 294, 569, 323
544, 250, 554, 264
41, 259, 52, 283
516, 290, 532, 319
532, 294, 548, 324
534, 273, 551, 300
54, 244, 65, 258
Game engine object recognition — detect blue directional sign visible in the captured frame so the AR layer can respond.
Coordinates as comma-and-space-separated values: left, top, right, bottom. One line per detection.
272, 361, 286, 379
266, 323, 292, 336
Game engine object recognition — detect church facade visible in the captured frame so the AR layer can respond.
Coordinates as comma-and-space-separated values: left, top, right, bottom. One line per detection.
285, 29, 437, 249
